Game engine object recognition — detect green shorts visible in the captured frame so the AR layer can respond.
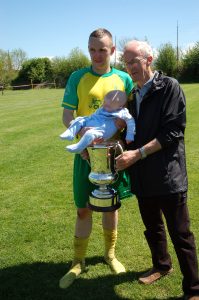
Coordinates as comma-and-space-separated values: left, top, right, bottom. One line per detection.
73, 154, 132, 208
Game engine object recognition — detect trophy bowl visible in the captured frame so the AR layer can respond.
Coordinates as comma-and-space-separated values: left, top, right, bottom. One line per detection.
87, 141, 123, 212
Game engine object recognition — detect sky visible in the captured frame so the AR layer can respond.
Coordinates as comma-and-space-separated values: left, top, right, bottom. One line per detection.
1, 0, 199, 59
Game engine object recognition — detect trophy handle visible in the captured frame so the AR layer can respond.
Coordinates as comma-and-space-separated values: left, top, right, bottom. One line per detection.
115, 142, 123, 155
114, 142, 123, 174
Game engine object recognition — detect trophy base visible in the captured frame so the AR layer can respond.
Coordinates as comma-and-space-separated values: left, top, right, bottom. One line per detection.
88, 189, 121, 212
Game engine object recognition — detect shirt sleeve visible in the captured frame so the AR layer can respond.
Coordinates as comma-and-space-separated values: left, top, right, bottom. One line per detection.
61, 71, 79, 110
121, 108, 136, 141
125, 74, 134, 95
156, 79, 186, 148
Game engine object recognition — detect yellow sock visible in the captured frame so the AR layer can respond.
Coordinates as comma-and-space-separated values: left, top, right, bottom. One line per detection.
59, 236, 89, 289
103, 229, 126, 274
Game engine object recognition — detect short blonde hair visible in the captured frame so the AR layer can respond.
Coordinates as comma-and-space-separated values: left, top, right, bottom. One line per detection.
89, 28, 113, 46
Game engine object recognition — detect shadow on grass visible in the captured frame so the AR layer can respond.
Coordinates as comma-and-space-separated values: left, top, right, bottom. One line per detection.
0, 256, 181, 300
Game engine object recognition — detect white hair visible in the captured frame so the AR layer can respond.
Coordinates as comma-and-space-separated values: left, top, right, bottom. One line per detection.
124, 40, 153, 58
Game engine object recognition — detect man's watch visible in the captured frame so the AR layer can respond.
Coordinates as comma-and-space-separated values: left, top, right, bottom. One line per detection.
139, 146, 147, 159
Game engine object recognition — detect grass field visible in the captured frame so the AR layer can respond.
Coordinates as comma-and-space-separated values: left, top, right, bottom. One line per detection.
0, 85, 199, 300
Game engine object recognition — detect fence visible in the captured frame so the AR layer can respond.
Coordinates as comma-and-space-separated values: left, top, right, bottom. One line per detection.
0, 82, 56, 94
10, 81, 56, 90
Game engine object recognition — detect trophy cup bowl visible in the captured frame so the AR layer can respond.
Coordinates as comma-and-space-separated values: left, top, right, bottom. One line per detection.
87, 141, 123, 212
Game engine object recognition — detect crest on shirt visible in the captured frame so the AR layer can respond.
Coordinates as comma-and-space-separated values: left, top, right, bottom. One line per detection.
89, 98, 101, 110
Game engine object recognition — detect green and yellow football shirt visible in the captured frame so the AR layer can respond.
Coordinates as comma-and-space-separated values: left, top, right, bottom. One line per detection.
62, 66, 133, 117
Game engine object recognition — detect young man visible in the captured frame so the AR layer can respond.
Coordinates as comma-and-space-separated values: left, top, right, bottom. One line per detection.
115, 40, 199, 300
59, 28, 133, 289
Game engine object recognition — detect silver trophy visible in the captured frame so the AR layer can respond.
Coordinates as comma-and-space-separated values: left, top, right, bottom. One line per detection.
87, 141, 123, 212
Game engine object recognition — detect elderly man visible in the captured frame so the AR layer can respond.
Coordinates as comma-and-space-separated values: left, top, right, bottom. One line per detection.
116, 40, 199, 300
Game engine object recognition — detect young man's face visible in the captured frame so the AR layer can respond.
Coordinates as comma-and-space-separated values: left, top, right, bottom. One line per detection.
88, 35, 115, 74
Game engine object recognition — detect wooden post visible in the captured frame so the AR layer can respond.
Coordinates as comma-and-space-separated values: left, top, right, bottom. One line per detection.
0, 85, 4, 95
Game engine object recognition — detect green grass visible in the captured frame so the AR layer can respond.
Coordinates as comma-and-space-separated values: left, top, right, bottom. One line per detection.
0, 86, 199, 300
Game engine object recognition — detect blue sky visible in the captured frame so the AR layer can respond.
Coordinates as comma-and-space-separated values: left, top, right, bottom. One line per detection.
1, 0, 199, 59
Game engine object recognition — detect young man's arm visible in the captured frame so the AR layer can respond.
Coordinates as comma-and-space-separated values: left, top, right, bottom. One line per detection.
62, 108, 74, 128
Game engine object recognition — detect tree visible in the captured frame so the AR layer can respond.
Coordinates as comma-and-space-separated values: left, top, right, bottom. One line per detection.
13, 57, 53, 85
0, 48, 27, 86
179, 42, 199, 82
154, 43, 178, 77
67, 47, 90, 71
116, 37, 138, 70
12, 48, 89, 88
51, 57, 69, 88
52, 47, 90, 87
10, 49, 27, 70
0, 50, 8, 84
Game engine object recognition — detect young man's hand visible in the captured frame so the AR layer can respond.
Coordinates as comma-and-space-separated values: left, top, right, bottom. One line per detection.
80, 149, 89, 160
78, 127, 93, 137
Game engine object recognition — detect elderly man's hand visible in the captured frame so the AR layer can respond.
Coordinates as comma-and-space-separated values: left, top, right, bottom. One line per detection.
115, 150, 141, 171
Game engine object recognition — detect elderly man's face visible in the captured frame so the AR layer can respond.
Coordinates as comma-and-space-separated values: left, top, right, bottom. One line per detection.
124, 51, 148, 84
123, 44, 153, 87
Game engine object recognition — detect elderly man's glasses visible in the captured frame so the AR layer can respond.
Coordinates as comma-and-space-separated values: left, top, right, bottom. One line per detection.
125, 56, 147, 66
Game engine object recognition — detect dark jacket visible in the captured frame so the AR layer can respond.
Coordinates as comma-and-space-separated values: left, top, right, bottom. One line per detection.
127, 71, 188, 197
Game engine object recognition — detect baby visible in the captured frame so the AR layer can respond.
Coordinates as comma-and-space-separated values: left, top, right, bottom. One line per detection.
60, 90, 135, 153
